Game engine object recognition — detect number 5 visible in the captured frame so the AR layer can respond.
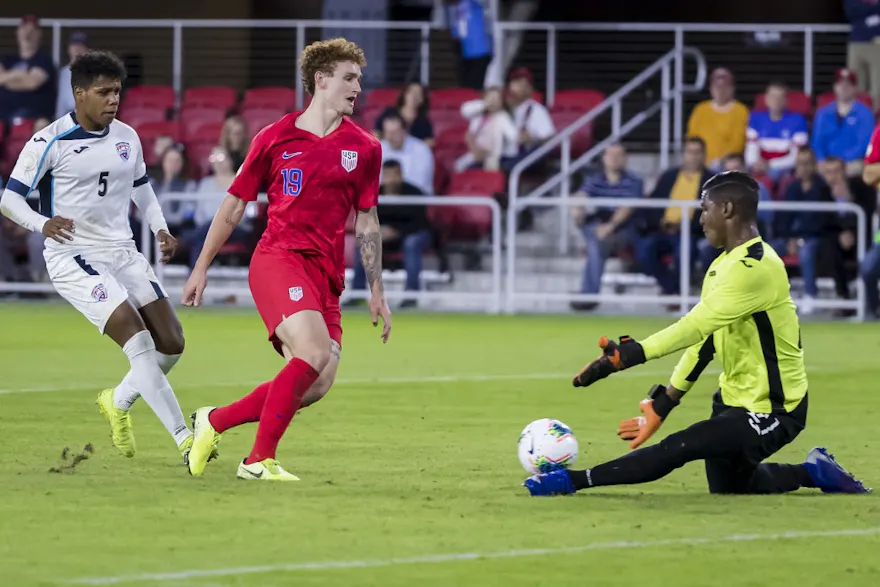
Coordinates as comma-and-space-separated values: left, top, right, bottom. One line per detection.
97, 171, 109, 197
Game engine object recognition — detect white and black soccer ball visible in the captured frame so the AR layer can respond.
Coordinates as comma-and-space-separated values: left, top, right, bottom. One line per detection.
517, 418, 579, 474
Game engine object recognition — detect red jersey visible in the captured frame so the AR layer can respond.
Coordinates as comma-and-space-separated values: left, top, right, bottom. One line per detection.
866, 123, 880, 165
229, 112, 381, 286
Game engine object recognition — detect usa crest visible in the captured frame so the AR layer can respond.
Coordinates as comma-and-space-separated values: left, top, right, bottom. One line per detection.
289, 286, 303, 302
91, 283, 108, 302
116, 141, 131, 161
341, 150, 358, 173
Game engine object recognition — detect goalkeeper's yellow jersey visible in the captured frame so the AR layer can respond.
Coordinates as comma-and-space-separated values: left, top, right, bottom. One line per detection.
640, 237, 807, 414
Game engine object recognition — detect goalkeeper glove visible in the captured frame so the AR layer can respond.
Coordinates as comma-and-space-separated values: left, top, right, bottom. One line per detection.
572, 335, 647, 388
617, 383, 680, 450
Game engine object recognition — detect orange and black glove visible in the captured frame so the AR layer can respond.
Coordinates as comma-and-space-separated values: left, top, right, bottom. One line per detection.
572, 335, 647, 388
617, 384, 680, 449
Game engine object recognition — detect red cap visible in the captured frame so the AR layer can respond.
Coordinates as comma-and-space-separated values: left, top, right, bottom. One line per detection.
836, 68, 858, 85
20, 14, 39, 26
508, 67, 533, 84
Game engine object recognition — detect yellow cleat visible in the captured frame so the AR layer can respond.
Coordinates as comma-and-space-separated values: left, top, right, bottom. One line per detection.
178, 435, 193, 467
188, 407, 222, 476
96, 389, 136, 458
237, 458, 300, 481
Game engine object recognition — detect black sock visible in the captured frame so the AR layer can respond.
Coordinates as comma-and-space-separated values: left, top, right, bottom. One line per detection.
567, 469, 592, 490
796, 464, 817, 488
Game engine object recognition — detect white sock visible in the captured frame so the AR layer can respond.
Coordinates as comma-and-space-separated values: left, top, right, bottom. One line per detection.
119, 331, 191, 446
113, 352, 182, 409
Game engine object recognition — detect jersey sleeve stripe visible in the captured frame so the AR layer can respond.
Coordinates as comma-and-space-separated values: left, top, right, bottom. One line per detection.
684, 334, 716, 383
26, 125, 82, 198
5, 178, 29, 196
133, 174, 150, 188
38, 172, 54, 217
751, 311, 786, 412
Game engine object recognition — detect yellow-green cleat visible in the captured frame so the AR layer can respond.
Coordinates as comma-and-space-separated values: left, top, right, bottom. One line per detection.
178, 435, 193, 467
96, 389, 136, 458
237, 458, 300, 481
188, 407, 222, 476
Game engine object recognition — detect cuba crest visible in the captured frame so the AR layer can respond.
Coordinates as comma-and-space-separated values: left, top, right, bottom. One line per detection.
341, 149, 358, 173
116, 141, 131, 161
91, 283, 108, 302
289, 286, 303, 302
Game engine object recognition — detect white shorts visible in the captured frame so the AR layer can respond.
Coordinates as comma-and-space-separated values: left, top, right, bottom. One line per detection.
44, 245, 168, 333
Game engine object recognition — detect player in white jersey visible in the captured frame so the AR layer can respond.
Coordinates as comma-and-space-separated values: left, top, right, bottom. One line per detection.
0, 51, 202, 466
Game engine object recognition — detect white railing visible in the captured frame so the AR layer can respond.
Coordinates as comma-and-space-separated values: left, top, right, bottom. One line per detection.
507, 45, 707, 257
505, 197, 869, 321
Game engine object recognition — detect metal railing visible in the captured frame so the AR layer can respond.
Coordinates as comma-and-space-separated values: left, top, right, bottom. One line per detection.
505, 197, 869, 321
507, 45, 707, 259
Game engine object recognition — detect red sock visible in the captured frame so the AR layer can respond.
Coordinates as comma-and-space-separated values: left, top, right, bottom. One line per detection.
208, 381, 272, 434
245, 358, 320, 464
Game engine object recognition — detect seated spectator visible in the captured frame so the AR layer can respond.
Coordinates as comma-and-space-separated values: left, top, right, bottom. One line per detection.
0, 15, 56, 124
812, 68, 875, 177
774, 147, 845, 314
634, 136, 712, 297
697, 152, 774, 271
220, 115, 250, 171
746, 82, 809, 181
0, 178, 45, 285
374, 82, 434, 146
351, 160, 432, 307
181, 146, 250, 268
456, 86, 517, 173
686, 67, 749, 169
380, 112, 435, 194
54, 31, 89, 119
149, 144, 193, 232
569, 143, 641, 311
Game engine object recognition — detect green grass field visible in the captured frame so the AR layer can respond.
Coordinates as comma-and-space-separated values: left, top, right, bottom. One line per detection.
1, 302, 879, 587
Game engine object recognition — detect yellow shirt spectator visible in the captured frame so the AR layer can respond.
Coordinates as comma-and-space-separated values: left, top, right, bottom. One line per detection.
663, 170, 702, 225
687, 100, 750, 165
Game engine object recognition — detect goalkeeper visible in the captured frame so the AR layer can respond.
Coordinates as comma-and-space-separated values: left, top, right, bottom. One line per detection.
526, 171, 870, 496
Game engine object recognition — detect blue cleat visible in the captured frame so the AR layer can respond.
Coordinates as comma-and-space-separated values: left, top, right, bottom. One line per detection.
523, 469, 576, 496
804, 447, 871, 494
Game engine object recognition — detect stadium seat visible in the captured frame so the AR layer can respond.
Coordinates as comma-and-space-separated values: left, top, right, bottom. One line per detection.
240, 107, 287, 138
182, 86, 238, 112
753, 91, 812, 117
432, 125, 469, 193
135, 121, 182, 166
185, 140, 217, 179
241, 87, 296, 111
815, 91, 874, 111
431, 109, 468, 137
1, 136, 27, 177
8, 119, 36, 141
430, 170, 503, 240
431, 88, 482, 111
123, 85, 175, 110
118, 106, 168, 128
549, 110, 596, 156
364, 87, 400, 109
178, 106, 227, 141
356, 104, 386, 131
551, 89, 606, 112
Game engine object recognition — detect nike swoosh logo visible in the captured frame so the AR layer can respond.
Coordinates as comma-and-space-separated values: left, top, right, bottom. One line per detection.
282, 152, 302, 159
244, 468, 263, 479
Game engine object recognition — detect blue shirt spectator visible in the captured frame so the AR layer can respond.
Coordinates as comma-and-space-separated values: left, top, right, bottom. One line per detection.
811, 68, 875, 163
449, 0, 492, 59
577, 170, 642, 226
845, 0, 880, 42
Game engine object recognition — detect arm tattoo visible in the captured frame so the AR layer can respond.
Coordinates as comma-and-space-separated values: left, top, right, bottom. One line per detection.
356, 207, 384, 294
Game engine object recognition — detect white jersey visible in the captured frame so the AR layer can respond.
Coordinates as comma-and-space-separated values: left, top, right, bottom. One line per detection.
6, 112, 148, 252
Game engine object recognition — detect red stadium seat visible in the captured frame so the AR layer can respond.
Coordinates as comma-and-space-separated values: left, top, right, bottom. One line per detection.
753, 91, 812, 117
123, 85, 175, 110
364, 87, 400, 109
9, 119, 35, 140
1, 136, 27, 177
551, 89, 606, 112
549, 110, 596, 156
179, 106, 227, 141
815, 91, 874, 111
118, 106, 168, 128
182, 86, 238, 112
430, 109, 468, 137
432, 125, 469, 193
135, 121, 182, 166
240, 107, 287, 138
431, 87, 482, 111
241, 86, 296, 111
447, 169, 506, 195
430, 170, 503, 240
184, 140, 217, 179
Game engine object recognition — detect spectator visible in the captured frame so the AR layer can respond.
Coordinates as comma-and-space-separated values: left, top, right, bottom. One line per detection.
456, 86, 517, 173
380, 112, 435, 194
182, 147, 250, 268
147, 134, 176, 177
54, 31, 89, 119
0, 14, 56, 124
352, 160, 432, 308
447, 0, 492, 90
570, 143, 641, 311
697, 152, 775, 271
149, 144, 193, 232
220, 115, 250, 171
635, 136, 713, 297
503, 67, 555, 166
746, 82, 809, 181
811, 68, 875, 176
374, 83, 434, 146
774, 147, 843, 314
845, 0, 880, 100
686, 67, 750, 169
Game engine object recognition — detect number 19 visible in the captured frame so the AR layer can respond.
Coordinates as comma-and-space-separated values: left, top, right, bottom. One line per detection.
281, 168, 302, 197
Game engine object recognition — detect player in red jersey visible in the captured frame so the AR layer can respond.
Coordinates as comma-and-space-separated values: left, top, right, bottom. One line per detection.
862, 123, 880, 185
180, 38, 392, 481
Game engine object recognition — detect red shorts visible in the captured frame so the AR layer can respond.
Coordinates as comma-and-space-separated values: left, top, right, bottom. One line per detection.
249, 246, 342, 356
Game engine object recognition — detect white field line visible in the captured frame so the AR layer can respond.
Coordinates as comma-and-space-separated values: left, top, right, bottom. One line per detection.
68, 526, 880, 585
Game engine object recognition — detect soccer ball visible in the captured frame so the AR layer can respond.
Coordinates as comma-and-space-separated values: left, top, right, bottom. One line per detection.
517, 418, 579, 474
